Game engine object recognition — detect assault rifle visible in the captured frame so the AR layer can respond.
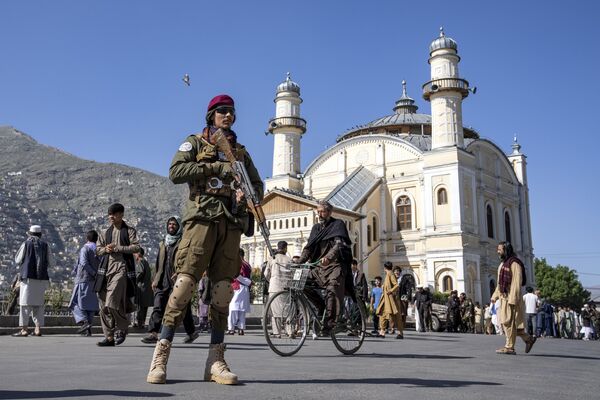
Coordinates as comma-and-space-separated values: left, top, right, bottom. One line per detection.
213, 129, 275, 259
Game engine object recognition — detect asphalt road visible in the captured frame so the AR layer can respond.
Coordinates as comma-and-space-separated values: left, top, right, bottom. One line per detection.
0, 330, 597, 400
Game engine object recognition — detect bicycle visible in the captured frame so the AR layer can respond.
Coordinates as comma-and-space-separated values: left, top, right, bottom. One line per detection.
262, 262, 367, 356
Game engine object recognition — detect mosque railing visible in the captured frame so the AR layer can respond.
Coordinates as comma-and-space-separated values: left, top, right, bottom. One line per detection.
422, 78, 470, 100
268, 116, 307, 133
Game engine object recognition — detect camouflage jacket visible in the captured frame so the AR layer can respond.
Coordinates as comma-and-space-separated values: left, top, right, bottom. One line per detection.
169, 133, 264, 230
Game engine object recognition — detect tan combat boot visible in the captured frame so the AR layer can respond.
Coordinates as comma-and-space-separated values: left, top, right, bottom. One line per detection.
146, 339, 172, 384
204, 343, 238, 385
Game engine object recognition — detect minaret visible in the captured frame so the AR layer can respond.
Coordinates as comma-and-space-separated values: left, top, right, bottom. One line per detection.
422, 27, 472, 149
265, 73, 306, 193
507, 135, 534, 283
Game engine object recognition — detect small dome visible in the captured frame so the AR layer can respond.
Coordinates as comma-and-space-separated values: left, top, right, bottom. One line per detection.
429, 27, 457, 53
393, 80, 418, 114
277, 72, 300, 94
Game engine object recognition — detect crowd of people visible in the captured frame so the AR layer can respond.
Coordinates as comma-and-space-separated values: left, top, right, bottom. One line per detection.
10, 223, 598, 345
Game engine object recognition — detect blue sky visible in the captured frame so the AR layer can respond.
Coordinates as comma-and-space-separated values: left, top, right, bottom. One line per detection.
1, 1, 599, 289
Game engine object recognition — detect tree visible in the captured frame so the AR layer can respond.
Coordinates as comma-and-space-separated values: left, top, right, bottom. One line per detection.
534, 258, 591, 309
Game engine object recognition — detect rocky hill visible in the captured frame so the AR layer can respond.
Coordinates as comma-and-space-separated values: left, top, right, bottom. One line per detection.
0, 126, 186, 290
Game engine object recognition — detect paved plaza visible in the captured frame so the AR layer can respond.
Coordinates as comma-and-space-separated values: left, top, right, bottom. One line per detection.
0, 330, 597, 400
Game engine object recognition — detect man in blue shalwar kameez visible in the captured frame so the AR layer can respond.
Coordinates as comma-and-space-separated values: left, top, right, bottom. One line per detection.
69, 230, 100, 336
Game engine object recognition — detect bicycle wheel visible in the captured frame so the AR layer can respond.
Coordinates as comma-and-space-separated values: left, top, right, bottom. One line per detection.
263, 290, 309, 356
331, 295, 367, 355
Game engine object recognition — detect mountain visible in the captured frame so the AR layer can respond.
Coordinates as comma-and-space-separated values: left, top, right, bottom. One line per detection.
0, 126, 186, 289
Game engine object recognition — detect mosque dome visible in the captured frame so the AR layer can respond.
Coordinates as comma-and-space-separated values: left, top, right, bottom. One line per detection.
276, 72, 300, 94
429, 27, 458, 54
335, 79, 479, 143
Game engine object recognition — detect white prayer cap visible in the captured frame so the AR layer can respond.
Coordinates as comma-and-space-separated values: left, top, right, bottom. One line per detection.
28, 225, 42, 234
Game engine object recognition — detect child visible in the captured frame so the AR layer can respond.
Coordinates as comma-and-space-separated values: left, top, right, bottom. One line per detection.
370, 276, 383, 334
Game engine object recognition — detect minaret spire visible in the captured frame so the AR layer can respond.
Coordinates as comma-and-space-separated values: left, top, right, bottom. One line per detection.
512, 134, 522, 155
393, 80, 418, 114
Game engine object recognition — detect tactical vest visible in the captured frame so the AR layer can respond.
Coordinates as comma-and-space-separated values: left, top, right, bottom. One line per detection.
189, 134, 247, 201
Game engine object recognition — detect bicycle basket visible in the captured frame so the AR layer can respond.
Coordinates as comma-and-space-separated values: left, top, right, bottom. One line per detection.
282, 267, 310, 290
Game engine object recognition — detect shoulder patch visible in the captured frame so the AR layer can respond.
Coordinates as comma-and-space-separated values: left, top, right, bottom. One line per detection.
178, 142, 193, 152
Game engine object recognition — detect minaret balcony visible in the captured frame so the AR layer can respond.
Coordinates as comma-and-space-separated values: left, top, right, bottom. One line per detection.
422, 78, 470, 100
268, 116, 307, 134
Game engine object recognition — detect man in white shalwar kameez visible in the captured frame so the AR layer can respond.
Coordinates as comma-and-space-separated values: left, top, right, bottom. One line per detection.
12, 225, 52, 337
227, 249, 252, 335
264, 241, 291, 336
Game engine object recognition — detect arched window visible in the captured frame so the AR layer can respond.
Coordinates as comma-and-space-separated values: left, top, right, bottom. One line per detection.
443, 276, 453, 292
437, 188, 448, 205
279, 220, 282, 229
267, 221, 271, 229
372, 216, 378, 242
396, 196, 412, 231
367, 225, 372, 247
291, 218, 295, 228
297, 217, 301, 227
304, 217, 307, 227
504, 211, 512, 243
486, 204, 494, 238
285, 219, 289, 229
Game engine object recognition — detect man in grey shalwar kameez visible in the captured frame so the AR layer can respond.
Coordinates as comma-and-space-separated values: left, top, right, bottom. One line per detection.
69, 230, 100, 336
94, 203, 140, 346
12, 225, 52, 337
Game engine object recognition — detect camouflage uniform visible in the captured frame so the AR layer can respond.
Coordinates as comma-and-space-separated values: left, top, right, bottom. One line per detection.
162, 133, 263, 332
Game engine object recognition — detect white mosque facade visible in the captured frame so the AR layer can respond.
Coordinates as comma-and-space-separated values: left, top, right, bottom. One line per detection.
241, 29, 534, 303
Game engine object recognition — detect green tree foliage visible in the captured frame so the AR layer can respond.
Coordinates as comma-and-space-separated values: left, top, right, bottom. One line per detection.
534, 258, 590, 309
432, 291, 449, 305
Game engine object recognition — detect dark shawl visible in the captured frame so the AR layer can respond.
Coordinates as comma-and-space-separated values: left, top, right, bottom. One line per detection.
93, 222, 137, 297
303, 217, 351, 263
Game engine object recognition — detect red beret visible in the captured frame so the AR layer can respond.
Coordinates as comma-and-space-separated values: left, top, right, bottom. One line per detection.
207, 94, 234, 112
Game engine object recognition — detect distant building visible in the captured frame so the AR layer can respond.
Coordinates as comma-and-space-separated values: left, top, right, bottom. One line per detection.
241, 29, 533, 304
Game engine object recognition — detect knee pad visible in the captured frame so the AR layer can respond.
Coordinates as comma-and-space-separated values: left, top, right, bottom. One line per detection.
167, 274, 197, 311
210, 279, 234, 313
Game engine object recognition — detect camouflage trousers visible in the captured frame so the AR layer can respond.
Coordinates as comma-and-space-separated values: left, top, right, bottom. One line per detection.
162, 216, 242, 331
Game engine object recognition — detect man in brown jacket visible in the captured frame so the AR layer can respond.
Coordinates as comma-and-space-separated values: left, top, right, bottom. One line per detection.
491, 241, 536, 355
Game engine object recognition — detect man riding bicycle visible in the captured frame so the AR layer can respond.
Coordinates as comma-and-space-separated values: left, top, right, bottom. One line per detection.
296, 200, 353, 333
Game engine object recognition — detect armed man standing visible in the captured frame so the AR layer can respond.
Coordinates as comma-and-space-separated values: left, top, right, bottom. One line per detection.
147, 94, 264, 385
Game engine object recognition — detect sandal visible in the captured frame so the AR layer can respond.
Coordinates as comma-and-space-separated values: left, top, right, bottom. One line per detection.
495, 347, 516, 355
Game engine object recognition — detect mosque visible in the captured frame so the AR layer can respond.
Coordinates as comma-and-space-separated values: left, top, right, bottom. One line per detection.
240, 29, 534, 303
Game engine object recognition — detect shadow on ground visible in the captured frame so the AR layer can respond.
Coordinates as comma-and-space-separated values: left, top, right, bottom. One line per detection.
298, 353, 473, 359
0, 389, 172, 399
247, 377, 501, 387
530, 353, 600, 361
